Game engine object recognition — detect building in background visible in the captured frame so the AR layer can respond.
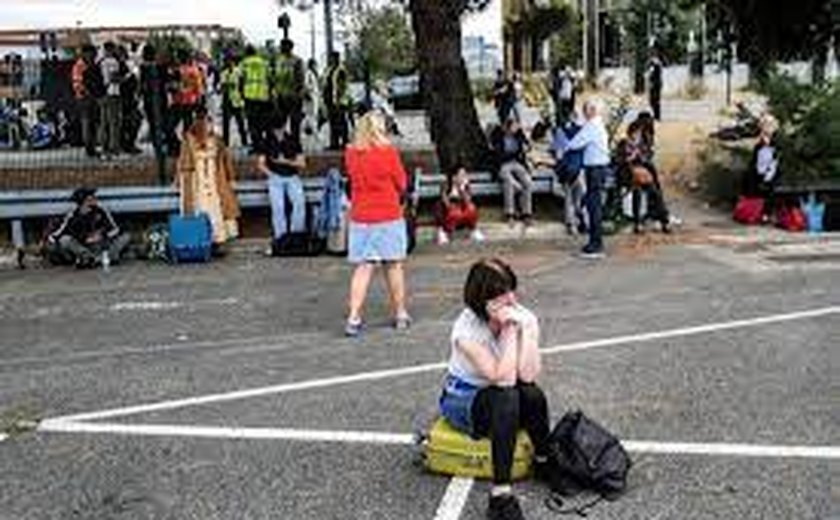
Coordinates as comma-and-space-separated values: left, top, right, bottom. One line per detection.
0, 25, 242, 59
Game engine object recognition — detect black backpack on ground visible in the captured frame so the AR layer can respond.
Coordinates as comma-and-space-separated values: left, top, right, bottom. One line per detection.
543, 410, 631, 515
271, 232, 325, 257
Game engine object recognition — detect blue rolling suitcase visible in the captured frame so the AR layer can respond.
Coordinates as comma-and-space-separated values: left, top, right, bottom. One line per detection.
168, 213, 212, 263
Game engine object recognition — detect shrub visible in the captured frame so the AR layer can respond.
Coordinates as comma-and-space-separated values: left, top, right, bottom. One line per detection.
697, 141, 752, 206
760, 74, 840, 182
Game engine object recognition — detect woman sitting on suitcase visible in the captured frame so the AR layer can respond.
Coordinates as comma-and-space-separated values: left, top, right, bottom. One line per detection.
175, 105, 240, 250
439, 258, 550, 520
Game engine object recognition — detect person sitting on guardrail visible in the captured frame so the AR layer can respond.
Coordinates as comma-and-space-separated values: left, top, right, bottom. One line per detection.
257, 126, 306, 246
743, 114, 781, 224
439, 258, 549, 520
175, 106, 240, 249
434, 162, 484, 245
46, 187, 130, 268
618, 121, 671, 234
491, 118, 534, 228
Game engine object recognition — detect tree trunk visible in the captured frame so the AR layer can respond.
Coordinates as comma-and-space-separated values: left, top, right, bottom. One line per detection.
409, 0, 491, 173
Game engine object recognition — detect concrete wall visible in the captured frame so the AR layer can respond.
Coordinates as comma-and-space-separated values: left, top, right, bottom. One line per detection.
597, 62, 817, 96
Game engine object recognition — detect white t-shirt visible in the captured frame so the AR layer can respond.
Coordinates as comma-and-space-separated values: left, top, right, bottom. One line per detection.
100, 56, 121, 97
448, 308, 500, 387
756, 145, 778, 182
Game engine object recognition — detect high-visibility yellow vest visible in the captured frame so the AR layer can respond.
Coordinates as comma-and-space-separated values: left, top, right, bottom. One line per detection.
273, 54, 302, 98
241, 55, 269, 102
327, 63, 350, 107
221, 65, 245, 108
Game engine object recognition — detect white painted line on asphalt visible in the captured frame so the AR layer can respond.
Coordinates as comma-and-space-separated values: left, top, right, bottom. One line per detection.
37, 421, 840, 460
623, 440, 840, 459
541, 305, 840, 355
432, 477, 474, 520
44, 305, 840, 424
110, 301, 183, 311
48, 362, 448, 423
38, 421, 416, 445
110, 298, 238, 312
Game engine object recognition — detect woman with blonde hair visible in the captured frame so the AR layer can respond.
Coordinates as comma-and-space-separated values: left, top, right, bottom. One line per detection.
175, 105, 240, 250
343, 111, 411, 336
743, 113, 781, 222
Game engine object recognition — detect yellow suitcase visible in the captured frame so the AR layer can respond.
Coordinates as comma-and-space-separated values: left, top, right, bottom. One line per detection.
420, 417, 534, 481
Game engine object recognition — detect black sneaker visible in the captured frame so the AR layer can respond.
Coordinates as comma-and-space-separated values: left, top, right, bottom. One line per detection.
487, 494, 525, 520
579, 245, 605, 260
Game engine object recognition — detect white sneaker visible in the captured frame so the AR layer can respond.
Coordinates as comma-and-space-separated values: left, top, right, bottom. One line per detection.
470, 229, 486, 243
436, 229, 450, 245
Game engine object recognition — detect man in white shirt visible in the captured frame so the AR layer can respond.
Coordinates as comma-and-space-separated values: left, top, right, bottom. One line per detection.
565, 98, 611, 258
99, 41, 123, 158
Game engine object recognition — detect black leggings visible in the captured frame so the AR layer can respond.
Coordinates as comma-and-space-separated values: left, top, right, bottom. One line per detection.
632, 184, 669, 226
472, 382, 550, 485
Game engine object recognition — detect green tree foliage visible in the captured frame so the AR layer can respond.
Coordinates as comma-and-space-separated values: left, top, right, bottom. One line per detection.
708, 0, 833, 85
549, 8, 583, 69
146, 33, 194, 62
761, 74, 840, 181
620, 0, 702, 93
346, 5, 416, 81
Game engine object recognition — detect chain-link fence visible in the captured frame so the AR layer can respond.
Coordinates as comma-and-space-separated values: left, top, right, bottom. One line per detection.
0, 53, 269, 192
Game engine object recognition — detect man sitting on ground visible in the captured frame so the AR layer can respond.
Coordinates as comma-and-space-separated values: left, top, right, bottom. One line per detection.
46, 187, 130, 268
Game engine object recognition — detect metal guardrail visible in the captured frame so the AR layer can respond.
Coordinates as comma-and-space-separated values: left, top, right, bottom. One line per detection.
775, 181, 840, 195
0, 169, 559, 248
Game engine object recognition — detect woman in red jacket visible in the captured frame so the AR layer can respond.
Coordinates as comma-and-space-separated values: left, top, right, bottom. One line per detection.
344, 111, 411, 336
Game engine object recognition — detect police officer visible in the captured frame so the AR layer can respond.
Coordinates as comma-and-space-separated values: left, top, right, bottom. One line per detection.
324, 51, 350, 150
220, 53, 248, 148
240, 45, 271, 151
272, 39, 305, 143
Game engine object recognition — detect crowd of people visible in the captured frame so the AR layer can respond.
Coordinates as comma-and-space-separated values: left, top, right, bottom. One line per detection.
62, 38, 355, 160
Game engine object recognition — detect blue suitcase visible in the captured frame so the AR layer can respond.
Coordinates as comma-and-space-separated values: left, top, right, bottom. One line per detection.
168, 213, 212, 263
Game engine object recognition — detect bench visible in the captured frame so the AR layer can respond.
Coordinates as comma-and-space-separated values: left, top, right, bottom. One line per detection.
0, 168, 560, 248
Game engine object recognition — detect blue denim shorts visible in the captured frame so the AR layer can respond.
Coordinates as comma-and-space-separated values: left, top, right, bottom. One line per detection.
348, 218, 407, 264
439, 373, 480, 436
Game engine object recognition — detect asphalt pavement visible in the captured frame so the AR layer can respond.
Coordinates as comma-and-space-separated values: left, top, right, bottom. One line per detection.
0, 230, 838, 519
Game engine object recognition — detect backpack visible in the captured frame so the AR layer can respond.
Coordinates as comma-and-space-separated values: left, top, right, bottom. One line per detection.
271, 232, 325, 257
733, 196, 764, 225
776, 204, 806, 232
544, 410, 631, 511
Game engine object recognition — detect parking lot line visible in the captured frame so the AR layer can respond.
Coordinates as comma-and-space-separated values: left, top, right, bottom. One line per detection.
44, 305, 839, 424
37, 421, 416, 445
622, 440, 840, 459
36, 422, 840, 460
541, 305, 840, 355
432, 477, 474, 520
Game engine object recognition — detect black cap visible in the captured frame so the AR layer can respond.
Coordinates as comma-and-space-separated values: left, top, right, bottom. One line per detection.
70, 187, 96, 205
